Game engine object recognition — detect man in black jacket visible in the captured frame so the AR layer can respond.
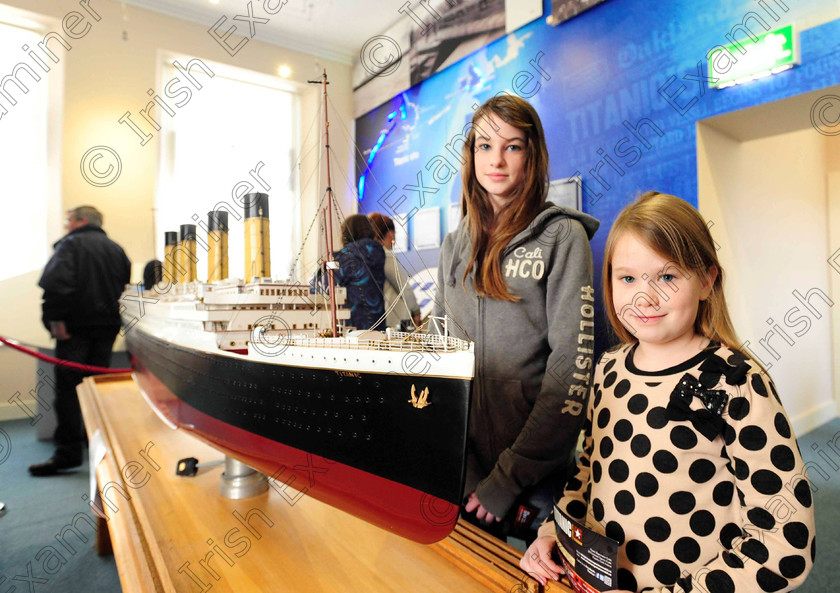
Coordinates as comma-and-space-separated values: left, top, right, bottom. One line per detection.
29, 206, 131, 476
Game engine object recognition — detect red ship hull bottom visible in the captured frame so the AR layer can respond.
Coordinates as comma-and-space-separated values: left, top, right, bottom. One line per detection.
131, 357, 460, 544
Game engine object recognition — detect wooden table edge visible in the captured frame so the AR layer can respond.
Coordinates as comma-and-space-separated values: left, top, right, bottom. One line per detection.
78, 376, 165, 593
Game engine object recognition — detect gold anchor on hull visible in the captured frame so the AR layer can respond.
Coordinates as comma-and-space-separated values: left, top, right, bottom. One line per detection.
409, 384, 431, 409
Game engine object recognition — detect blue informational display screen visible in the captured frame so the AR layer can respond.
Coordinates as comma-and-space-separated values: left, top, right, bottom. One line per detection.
355, 0, 840, 351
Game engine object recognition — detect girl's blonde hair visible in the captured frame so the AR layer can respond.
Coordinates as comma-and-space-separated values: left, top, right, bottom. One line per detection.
603, 191, 742, 350
460, 95, 549, 301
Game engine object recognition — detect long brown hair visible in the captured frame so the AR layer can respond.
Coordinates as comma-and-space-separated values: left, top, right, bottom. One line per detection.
603, 191, 742, 351
460, 95, 549, 301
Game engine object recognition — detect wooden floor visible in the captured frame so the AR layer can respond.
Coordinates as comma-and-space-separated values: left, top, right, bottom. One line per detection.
78, 374, 557, 592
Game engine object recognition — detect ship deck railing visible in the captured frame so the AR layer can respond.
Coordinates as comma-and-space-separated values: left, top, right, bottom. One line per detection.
286, 333, 470, 353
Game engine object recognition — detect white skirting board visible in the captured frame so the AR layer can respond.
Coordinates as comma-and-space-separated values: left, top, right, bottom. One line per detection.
791, 400, 840, 438
0, 395, 57, 439
0, 399, 32, 422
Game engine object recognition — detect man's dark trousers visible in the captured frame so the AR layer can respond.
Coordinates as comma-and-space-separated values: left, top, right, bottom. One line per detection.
53, 327, 118, 464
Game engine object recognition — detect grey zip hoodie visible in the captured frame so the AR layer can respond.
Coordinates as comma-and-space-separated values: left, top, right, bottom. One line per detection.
433, 204, 600, 518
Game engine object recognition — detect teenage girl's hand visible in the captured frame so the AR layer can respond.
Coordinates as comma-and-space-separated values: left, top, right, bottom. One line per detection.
464, 491, 501, 523
520, 535, 563, 586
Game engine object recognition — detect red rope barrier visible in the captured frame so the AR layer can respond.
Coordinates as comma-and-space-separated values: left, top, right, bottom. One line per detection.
0, 335, 132, 374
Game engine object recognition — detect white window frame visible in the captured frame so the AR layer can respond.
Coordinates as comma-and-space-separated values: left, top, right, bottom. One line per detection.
153, 50, 302, 281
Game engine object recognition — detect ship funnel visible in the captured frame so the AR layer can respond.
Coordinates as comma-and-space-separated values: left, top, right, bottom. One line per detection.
178, 224, 198, 283
207, 211, 229, 282
163, 231, 178, 283
243, 193, 270, 280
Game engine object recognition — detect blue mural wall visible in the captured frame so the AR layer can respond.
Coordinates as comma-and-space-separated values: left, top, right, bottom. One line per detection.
354, 0, 840, 352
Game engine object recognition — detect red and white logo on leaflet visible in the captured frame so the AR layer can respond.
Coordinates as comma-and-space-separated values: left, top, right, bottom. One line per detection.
515, 505, 534, 528
573, 526, 583, 545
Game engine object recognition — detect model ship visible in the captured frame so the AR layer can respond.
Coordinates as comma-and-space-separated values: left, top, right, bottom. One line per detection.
120, 71, 474, 544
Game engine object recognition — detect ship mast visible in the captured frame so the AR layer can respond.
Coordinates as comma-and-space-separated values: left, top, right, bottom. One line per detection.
310, 69, 339, 336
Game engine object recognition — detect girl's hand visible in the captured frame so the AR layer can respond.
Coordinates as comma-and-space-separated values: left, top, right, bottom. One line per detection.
519, 535, 563, 586
464, 492, 501, 523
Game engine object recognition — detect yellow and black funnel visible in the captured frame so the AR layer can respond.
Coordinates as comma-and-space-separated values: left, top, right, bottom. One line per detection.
243, 193, 270, 280
178, 224, 198, 283
163, 231, 178, 284
207, 211, 229, 282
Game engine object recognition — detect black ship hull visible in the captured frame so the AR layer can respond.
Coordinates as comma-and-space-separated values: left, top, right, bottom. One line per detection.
126, 325, 472, 543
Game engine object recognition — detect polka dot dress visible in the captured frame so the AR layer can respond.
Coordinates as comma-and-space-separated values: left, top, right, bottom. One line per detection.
538, 343, 815, 593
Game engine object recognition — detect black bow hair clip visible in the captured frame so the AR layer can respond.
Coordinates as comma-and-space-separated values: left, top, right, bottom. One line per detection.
666, 373, 729, 441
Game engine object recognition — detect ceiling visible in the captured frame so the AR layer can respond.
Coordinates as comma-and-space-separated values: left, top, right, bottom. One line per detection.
120, 0, 402, 64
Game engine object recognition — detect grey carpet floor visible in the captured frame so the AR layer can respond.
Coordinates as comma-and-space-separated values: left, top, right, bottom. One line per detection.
0, 418, 121, 592
1, 416, 839, 592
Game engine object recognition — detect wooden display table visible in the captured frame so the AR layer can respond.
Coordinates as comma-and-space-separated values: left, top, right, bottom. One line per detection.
78, 374, 566, 592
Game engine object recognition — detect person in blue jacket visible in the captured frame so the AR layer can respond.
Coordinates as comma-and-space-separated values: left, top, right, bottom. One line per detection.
315, 214, 386, 332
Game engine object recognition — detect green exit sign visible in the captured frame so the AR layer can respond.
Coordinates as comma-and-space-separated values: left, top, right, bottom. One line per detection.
709, 24, 798, 89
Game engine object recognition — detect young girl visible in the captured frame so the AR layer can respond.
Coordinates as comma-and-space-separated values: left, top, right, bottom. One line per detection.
521, 192, 815, 592
433, 95, 600, 540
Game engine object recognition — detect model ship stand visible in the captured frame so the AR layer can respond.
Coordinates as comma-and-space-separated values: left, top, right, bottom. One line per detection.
219, 456, 269, 499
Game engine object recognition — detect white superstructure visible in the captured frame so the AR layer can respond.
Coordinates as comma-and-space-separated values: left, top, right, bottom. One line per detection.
121, 277, 474, 380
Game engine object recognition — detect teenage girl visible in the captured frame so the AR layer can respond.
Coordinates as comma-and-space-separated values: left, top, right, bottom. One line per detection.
433, 95, 600, 539
521, 192, 815, 592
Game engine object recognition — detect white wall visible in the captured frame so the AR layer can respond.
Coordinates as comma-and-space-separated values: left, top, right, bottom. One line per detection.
827, 137, 840, 434
698, 124, 839, 436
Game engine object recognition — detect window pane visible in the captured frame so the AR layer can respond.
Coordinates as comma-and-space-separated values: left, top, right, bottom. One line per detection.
0, 22, 48, 281
156, 60, 296, 281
